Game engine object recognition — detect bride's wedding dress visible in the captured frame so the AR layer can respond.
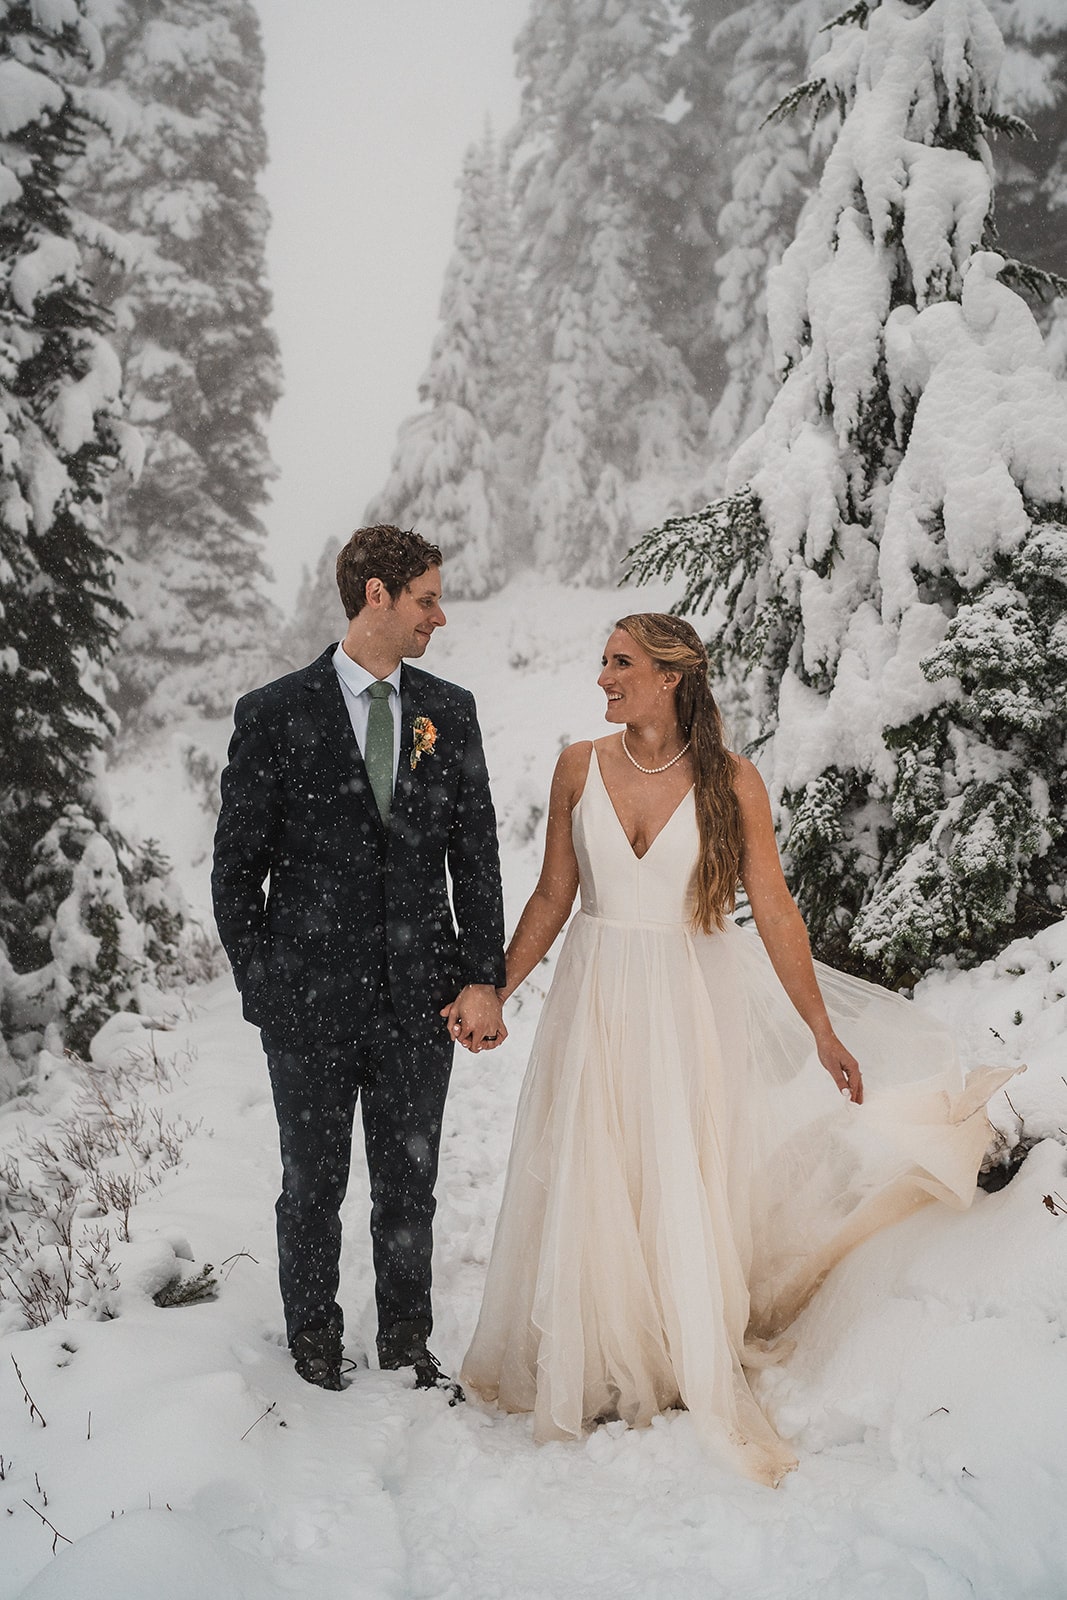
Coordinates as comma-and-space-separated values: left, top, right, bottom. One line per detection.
462, 748, 1017, 1484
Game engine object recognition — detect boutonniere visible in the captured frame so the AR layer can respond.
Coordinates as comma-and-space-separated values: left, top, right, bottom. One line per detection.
410, 715, 438, 770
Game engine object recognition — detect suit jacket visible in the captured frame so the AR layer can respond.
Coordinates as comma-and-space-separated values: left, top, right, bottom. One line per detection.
211, 644, 506, 1046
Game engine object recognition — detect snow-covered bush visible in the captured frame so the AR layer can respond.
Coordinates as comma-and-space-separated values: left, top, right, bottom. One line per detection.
10, 810, 192, 1060
52, 832, 145, 1057
633, 0, 1067, 981
0, 1023, 200, 1331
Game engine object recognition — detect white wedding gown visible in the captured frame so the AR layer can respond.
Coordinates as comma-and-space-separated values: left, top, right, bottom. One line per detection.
462, 748, 1017, 1484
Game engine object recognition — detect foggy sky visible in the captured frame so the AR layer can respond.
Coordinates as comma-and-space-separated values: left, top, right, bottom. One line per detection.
254, 1, 529, 604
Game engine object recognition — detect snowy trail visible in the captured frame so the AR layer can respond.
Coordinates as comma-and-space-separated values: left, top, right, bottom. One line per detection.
4, 579, 1066, 1597
4, 974, 1066, 1600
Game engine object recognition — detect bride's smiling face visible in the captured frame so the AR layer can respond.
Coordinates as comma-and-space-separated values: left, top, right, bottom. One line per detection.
598, 628, 677, 724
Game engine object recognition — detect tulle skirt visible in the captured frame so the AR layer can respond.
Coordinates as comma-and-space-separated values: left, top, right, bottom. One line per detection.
462, 914, 1015, 1484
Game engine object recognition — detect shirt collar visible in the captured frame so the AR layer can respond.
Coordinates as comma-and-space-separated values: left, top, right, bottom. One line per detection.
332, 642, 402, 698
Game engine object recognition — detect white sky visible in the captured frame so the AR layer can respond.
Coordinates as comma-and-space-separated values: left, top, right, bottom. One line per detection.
254, 1, 530, 603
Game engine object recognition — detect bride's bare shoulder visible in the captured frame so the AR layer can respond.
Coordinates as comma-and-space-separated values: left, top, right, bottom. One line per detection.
554, 740, 595, 805
729, 752, 763, 788
557, 738, 594, 774
729, 753, 774, 823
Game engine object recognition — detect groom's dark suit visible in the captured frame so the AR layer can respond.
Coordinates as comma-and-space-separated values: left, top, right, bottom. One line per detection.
212, 643, 505, 1355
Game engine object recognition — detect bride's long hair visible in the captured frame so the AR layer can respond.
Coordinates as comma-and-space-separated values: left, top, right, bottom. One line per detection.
616, 613, 743, 934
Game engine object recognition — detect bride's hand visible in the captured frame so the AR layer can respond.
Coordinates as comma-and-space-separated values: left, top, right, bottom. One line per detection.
816, 1032, 863, 1104
440, 985, 508, 1053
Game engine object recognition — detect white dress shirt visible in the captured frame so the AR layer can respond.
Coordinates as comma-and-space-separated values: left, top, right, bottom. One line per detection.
332, 643, 401, 785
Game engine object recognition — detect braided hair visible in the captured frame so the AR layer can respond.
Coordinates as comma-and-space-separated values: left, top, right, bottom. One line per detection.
616, 614, 743, 934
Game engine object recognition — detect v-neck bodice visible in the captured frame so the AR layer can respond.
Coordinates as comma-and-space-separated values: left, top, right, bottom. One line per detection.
572, 747, 699, 926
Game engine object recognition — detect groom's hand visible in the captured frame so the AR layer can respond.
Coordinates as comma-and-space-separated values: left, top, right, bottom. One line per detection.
440, 984, 507, 1052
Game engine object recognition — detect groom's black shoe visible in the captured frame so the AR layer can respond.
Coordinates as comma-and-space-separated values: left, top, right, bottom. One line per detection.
291, 1321, 344, 1390
378, 1337, 465, 1405
412, 1346, 465, 1405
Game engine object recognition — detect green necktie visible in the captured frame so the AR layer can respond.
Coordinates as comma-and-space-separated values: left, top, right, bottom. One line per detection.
365, 679, 394, 822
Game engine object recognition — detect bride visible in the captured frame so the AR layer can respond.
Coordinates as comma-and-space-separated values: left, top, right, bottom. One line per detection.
460, 613, 1016, 1484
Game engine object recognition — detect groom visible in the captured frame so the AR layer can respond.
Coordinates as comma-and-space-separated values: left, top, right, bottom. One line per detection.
212, 524, 506, 1394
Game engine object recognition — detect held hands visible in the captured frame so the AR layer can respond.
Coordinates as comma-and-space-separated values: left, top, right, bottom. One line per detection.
440, 984, 508, 1053
816, 1030, 864, 1104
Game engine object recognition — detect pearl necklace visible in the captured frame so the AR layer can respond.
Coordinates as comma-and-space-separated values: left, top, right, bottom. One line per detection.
621, 730, 691, 775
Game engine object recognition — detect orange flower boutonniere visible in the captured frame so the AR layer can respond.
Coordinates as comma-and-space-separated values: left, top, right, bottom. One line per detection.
411, 715, 438, 771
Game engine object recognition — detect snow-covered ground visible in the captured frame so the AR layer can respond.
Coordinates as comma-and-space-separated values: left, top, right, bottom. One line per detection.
3, 578, 1066, 1599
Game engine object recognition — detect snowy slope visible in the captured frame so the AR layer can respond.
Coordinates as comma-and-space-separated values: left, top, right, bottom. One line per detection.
3, 577, 1065, 1599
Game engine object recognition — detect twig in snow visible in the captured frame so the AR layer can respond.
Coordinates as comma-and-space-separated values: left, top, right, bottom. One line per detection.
22, 1500, 71, 1552
220, 1249, 259, 1279
11, 1358, 46, 1427
240, 1400, 277, 1441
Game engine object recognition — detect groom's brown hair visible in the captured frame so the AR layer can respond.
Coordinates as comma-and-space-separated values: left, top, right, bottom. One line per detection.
337, 524, 444, 618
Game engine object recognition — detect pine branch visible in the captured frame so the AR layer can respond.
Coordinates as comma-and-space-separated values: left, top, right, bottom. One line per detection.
764, 79, 829, 128
819, 1, 871, 33
998, 257, 1067, 302
981, 111, 1035, 142
152, 1263, 217, 1308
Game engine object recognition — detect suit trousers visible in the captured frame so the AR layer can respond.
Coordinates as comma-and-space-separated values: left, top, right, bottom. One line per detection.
263, 1005, 453, 1355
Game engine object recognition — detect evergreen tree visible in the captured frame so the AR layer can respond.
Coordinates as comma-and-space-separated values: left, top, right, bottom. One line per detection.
632, 0, 1067, 982
283, 536, 339, 669
479, 134, 541, 544
75, 0, 282, 728
367, 126, 527, 597
0, 0, 138, 973
513, 0, 709, 581
706, 0, 840, 460
651, 0, 739, 400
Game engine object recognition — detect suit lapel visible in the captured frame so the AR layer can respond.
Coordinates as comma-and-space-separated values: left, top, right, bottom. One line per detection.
304, 646, 385, 837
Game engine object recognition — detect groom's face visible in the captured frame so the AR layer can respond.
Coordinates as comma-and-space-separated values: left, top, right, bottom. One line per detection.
385, 565, 446, 659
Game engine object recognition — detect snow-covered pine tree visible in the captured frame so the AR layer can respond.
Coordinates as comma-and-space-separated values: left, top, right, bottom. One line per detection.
631, 0, 1067, 982
49, 827, 145, 1057
477, 133, 540, 555
75, 0, 281, 728
283, 537, 338, 668
706, 0, 841, 460
647, 0, 738, 402
0, 0, 141, 975
513, 0, 710, 581
366, 125, 527, 598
